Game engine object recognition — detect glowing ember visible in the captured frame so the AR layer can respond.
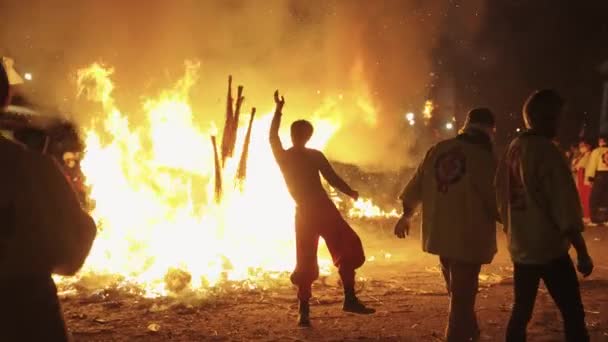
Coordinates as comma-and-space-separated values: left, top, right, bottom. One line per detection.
64, 62, 394, 297
423, 100, 434, 120
348, 198, 400, 219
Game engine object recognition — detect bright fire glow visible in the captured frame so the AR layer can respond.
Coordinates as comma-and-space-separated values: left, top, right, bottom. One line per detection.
66, 62, 395, 297
423, 100, 434, 120
348, 198, 400, 219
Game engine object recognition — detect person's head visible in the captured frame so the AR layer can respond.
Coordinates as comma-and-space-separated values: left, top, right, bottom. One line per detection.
523, 89, 564, 139
0, 62, 8, 110
579, 140, 592, 153
290, 120, 314, 148
462, 107, 496, 137
599, 136, 608, 147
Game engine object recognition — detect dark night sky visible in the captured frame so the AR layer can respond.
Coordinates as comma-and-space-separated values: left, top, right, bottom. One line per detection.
441, 0, 608, 147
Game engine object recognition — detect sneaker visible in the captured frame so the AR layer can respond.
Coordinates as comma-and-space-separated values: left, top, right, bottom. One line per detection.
343, 297, 376, 315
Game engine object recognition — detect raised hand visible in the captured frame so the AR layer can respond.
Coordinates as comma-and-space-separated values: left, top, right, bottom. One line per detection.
274, 90, 285, 112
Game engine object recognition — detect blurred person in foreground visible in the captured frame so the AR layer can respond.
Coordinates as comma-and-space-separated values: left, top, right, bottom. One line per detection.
572, 139, 593, 222
396, 108, 499, 341
495, 89, 592, 342
269, 90, 374, 327
0, 62, 97, 341
585, 136, 608, 225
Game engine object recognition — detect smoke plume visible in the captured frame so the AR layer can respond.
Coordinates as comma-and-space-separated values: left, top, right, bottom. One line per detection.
0, 0, 485, 170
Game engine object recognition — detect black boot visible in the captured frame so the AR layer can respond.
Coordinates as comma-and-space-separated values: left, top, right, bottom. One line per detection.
343, 287, 376, 315
297, 300, 311, 327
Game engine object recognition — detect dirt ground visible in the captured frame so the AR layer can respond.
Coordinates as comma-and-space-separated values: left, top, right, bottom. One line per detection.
62, 221, 608, 341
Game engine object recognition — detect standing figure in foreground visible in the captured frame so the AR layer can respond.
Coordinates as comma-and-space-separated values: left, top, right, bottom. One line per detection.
572, 140, 593, 222
0, 63, 97, 341
269, 90, 375, 327
495, 89, 593, 342
585, 136, 608, 225
396, 109, 498, 341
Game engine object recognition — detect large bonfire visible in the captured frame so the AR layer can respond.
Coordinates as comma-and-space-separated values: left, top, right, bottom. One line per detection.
61, 62, 397, 298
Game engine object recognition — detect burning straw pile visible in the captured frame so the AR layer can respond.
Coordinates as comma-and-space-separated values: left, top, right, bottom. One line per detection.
211, 76, 257, 202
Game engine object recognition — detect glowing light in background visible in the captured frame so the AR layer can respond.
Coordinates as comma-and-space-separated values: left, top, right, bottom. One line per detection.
445, 122, 454, 130
24, 72, 32, 81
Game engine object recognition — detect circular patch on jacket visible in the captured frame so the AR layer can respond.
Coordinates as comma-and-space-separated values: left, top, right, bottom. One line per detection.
602, 151, 608, 167
434, 147, 466, 193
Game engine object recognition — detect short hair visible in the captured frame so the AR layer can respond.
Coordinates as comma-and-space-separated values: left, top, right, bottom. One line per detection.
465, 108, 495, 127
523, 89, 564, 131
290, 120, 314, 145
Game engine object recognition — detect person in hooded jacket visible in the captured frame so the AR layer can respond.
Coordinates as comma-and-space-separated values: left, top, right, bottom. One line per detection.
495, 89, 593, 342
396, 108, 498, 342
0, 62, 97, 341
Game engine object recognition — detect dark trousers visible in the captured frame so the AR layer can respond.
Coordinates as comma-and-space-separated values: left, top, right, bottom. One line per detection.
290, 203, 366, 301
590, 171, 608, 223
440, 257, 482, 342
506, 254, 589, 342
0, 276, 69, 342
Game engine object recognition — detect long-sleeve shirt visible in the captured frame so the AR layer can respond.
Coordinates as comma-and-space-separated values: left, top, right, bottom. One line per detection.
269, 110, 354, 207
585, 146, 608, 182
495, 131, 583, 264
0, 136, 96, 277
399, 129, 498, 264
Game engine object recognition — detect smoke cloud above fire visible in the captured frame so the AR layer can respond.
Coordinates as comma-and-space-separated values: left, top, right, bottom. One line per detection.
1, 0, 484, 170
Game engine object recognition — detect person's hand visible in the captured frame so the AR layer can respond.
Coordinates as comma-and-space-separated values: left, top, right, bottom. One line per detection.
274, 90, 285, 112
577, 253, 594, 277
350, 190, 359, 201
394, 216, 410, 239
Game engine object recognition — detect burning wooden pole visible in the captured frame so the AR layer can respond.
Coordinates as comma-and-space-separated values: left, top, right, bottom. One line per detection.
211, 135, 223, 203
228, 85, 245, 158
220, 75, 234, 163
236, 107, 256, 182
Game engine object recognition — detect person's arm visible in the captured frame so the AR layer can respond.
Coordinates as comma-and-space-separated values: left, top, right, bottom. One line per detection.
585, 150, 599, 185
394, 148, 432, 238
269, 90, 285, 160
30, 154, 97, 276
540, 143, 593, 276
494, 148, 511, 230
316, 151, 357, 199
472, 153, 500, 223
399, 147, 433, 217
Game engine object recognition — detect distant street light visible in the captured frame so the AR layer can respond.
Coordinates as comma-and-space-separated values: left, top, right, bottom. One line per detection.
24, 72, 33, 81
445, 122, 454, 130
409, 119, 415, 126
405, 112, 415, 121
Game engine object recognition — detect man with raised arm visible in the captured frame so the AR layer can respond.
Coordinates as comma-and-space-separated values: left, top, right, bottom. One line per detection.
269, 90, 374, 327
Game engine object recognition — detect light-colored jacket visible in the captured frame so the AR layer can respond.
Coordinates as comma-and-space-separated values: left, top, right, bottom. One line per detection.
0, 137, 96, 277
495, 132, 583, 265
400, 129, 498, 264
585, 146, 608, 183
